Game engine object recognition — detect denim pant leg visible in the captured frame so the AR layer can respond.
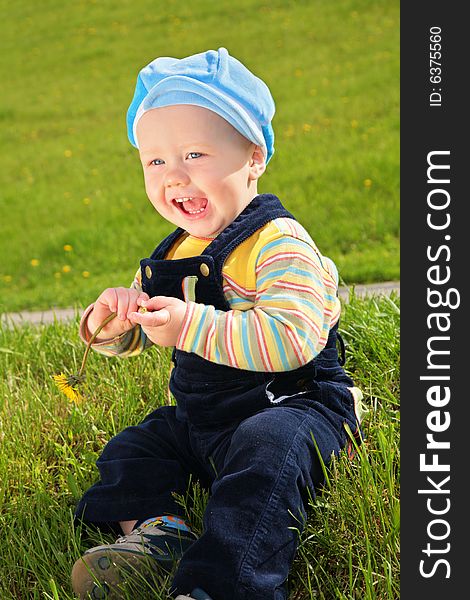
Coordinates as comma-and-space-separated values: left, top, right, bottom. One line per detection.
75, 405, 206, 528
172, 404, 346, 600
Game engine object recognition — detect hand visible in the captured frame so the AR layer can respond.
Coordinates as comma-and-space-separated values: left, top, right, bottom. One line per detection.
128, 296, 188, 347
88, 287, 150, 340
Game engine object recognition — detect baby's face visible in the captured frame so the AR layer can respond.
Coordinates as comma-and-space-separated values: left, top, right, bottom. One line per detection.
136, 105, 264, 238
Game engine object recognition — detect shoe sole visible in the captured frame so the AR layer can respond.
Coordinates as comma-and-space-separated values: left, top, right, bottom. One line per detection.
71, 548, 161, 599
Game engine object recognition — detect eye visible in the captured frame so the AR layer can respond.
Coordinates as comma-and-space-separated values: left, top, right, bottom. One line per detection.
187, 152, 203, 159
150, 158, 164, 166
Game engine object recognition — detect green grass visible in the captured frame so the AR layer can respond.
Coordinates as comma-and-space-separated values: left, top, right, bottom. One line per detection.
0, 293, 399, 599
0, 0, 399, 313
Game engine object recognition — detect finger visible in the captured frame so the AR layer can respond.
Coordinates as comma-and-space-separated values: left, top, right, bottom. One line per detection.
98, 288, 119, 315
128, 291, 150, 314
136, 292, 150, 307
140, 295, 173, 311
115, 288, 131, 321
128, 308, 171, 328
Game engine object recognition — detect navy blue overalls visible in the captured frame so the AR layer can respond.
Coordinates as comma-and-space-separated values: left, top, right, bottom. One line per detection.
75, 194, 360, 600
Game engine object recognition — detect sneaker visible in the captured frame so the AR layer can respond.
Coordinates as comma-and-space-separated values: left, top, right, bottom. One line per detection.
71, 522, 197, 599
175, 589, 213, 600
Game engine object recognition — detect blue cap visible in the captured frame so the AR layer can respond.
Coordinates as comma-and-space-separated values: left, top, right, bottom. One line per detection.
126, 48, 275, 163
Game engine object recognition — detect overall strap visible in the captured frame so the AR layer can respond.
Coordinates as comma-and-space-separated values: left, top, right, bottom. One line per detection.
149, 227, 186, 261
201, 194, 295, 279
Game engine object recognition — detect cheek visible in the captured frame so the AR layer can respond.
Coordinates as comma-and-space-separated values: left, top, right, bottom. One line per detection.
144, 172, 161, 197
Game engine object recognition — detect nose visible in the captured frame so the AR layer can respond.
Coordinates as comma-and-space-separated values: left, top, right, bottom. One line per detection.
164, 164, 190, 188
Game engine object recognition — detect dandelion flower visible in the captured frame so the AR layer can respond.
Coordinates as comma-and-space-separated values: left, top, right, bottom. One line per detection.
30, 259, 40, 267
64, 149, 73, 157
284, 125, 295, 138
364, 178, 373, 188
52, 312, 117, 402
82, 271, 90, 278
63, 244, 73, 252
52, 373, 85, 403
62, 265, 71, 273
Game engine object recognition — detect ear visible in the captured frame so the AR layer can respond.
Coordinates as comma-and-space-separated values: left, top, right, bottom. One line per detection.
248, 146, 266, 180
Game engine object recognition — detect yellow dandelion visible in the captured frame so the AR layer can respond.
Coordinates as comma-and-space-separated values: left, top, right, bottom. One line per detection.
52, 312, 118, 401
83, 197, 91, 205
62, 265, 71, 273
82, 271, 90, 278
364, 179, 373, 188
63, 244, 73, 252
284, 125, 295, 138
302, 123, 312, 133
30, 258, 40, 267
52, 373, 84, 403
64, 149, 72, 157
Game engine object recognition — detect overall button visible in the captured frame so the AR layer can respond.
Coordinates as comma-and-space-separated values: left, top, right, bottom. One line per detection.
200, 263, 210, 277
145, 265, 152, 279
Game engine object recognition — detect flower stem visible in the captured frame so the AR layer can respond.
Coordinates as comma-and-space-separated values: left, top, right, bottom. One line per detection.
78, 312, 117, 378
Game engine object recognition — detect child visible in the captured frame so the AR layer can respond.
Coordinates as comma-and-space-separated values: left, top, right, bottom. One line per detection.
71, 48, 363, 600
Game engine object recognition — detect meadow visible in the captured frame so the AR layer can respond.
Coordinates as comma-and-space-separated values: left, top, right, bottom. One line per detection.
0, 0, 399, 313
0, 293, 399, 599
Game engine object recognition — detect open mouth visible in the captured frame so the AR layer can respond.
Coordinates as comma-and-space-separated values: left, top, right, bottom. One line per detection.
173, 197, 208, 217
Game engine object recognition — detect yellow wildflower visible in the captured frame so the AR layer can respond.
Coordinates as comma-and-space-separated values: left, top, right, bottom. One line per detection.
82, 271, 90, 278
364, 179, 373, 188
52, 373, 84, 403
62, 265, 71, 273
63, 244, 73, 252
52, 312, 117, 403
30, 259, 40, 267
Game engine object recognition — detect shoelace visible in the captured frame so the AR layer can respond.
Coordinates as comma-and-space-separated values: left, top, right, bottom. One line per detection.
115, 527, 164, 545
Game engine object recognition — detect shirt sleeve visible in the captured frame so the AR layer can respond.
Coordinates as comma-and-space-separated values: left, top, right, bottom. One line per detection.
79, 268, 154, 358
176, 235, 341, 372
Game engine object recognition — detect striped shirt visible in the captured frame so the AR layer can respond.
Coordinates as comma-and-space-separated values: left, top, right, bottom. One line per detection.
81, 217, 341, 372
